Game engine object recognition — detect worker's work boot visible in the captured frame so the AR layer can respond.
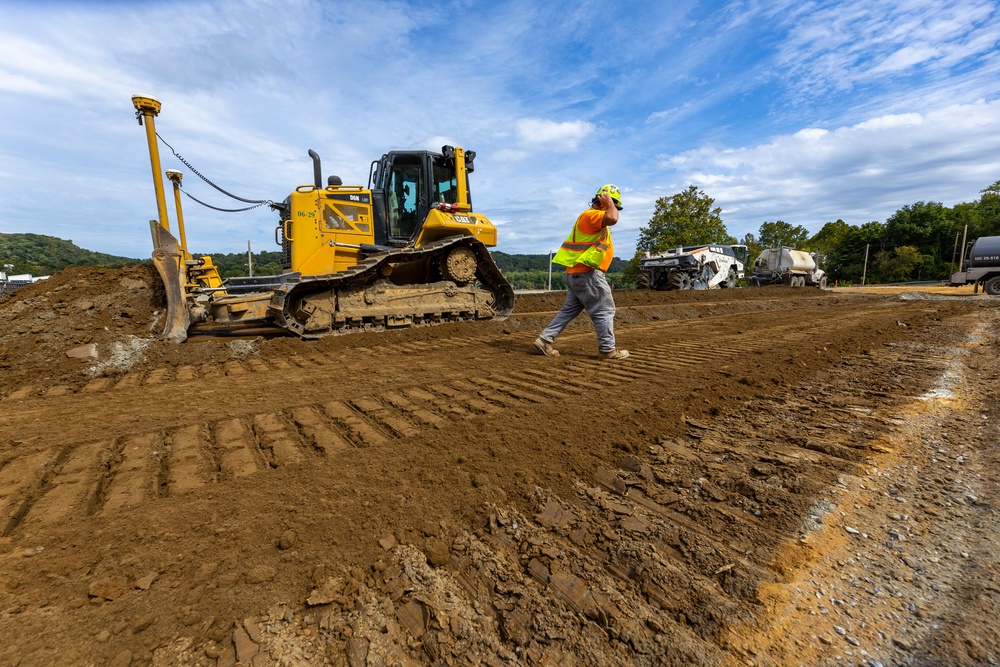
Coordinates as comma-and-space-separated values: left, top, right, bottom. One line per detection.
598, 349, 630, 360
533, 337, 560, 357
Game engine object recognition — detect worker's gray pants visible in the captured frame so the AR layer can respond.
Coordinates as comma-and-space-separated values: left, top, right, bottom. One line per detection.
539, 270, 617, 353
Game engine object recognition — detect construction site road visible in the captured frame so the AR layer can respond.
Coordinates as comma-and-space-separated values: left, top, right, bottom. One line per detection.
0, 267, 998, 667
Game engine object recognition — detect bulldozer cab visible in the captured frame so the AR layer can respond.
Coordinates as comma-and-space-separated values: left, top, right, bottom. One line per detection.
372, 148, 469, 243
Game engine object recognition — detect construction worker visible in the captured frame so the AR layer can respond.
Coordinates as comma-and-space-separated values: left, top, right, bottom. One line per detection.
534, 184, 630, 360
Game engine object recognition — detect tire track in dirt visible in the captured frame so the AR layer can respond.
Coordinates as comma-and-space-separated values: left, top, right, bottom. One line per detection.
0, 292, 874, 404
0, 303, 923, 541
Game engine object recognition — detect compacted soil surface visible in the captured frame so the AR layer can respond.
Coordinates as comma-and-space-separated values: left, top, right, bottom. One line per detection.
0, 266, 998, 667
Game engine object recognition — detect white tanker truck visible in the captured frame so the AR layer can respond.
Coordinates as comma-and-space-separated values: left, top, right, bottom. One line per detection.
750, 247, 827, 288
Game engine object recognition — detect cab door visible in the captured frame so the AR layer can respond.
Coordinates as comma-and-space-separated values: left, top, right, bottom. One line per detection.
381, 153, 430, 242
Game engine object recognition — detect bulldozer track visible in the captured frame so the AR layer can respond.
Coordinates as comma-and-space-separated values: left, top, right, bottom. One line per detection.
270, 235, 515, 337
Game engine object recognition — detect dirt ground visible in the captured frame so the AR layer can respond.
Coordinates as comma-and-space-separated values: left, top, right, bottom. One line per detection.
1, 268, 998, 667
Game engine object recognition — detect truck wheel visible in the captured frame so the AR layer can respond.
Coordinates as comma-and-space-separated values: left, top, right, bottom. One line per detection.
985, 276, 1000, 295
720, 269, 736, 288
667, 272, 691, 290
818, 276, 828, 289
636, 272, 651, 290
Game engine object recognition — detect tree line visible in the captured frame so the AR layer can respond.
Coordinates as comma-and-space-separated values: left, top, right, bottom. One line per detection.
8, 177, 998, 289
0, 233, 137, 276
624, 180, 1000, 285
0, 234, 627, 290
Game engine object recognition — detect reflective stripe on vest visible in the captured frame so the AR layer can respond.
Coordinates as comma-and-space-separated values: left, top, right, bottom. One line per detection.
553, 219, 610, 270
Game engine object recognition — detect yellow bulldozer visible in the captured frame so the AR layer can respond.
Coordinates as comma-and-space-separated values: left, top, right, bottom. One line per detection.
132, 95, 514, 342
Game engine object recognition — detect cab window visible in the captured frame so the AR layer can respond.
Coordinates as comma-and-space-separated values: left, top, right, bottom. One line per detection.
387, 157, 423, 239
432, 158, 458, 205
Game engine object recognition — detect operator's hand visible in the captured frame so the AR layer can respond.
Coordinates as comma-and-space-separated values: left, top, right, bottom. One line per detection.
597, 193, 613, 210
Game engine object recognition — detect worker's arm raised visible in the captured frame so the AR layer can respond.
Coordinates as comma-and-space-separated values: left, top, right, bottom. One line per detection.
597, 194, 619, 227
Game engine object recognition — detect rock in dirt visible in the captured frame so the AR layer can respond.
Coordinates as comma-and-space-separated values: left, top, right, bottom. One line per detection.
246, 565, 277, 584
278, 529, 297, 550
395, 599, 429, 638
66, 344, 98, 359
88, 577, 127, 601
108, 649, 132, 667
423, 539, 450, 568
233, 627, 259, 662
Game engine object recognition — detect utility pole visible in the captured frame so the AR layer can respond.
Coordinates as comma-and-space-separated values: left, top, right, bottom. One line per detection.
951, 231, 960, 273
247, 240, 253, 277
958, 225, 969, 270
861, 243, 869, 285
547, 250, 553, 291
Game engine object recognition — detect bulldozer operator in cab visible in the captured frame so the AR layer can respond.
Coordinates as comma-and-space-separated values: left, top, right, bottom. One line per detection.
534, 185, 630, 360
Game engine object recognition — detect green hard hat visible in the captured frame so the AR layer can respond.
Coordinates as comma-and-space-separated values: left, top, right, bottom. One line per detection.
596, 184, 623, 209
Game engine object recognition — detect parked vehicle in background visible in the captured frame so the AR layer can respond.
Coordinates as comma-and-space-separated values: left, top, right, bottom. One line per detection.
0, 272, 47, 296
950, 235, 1000, 295
750, 247, 826, 288
636, 244, 746, 291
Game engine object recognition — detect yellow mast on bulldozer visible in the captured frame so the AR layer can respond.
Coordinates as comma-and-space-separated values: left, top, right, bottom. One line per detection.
133, 94, 225, 341
133, 94, 191, 341
132, 95, 172, 245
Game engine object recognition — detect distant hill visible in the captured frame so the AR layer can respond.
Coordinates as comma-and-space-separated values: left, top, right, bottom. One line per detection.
0, 233, 140, 276
0, 233, 627, 287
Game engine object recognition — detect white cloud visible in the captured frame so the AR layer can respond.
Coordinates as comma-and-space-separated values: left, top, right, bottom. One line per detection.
514, 118, 595, 152
658, 99, 1000, 239
853, 113, 924, 130
794, 128, 830, 140
774, 0, 1000, 103
871, 44, 941, 73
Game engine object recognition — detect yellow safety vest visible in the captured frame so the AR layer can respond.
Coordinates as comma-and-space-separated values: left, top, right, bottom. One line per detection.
552, 215, 610, 270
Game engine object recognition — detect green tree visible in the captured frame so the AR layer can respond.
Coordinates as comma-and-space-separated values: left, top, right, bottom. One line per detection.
823, 221, 886, 284
946, 202, 980, 271
809, 220, 851, 249
624, 185, 735, 283
742, 232, 763, 268
0, 233, 139, 276
874, 245, 925, 283
757, 220, 810, 249
884, 201, 953, 279
977, 180, 1000, 237
807, 219, 851, 271
636, 185, 734, 250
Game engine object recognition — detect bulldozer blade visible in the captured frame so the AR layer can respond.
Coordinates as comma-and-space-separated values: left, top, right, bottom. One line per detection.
149, 221, 191, 343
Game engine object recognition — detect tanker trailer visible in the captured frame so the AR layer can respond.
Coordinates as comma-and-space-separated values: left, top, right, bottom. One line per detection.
950, 235, 1000, 295
750, 247, 827, 288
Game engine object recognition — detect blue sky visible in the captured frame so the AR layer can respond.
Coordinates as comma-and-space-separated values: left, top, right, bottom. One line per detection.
1, 0, 998, 261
